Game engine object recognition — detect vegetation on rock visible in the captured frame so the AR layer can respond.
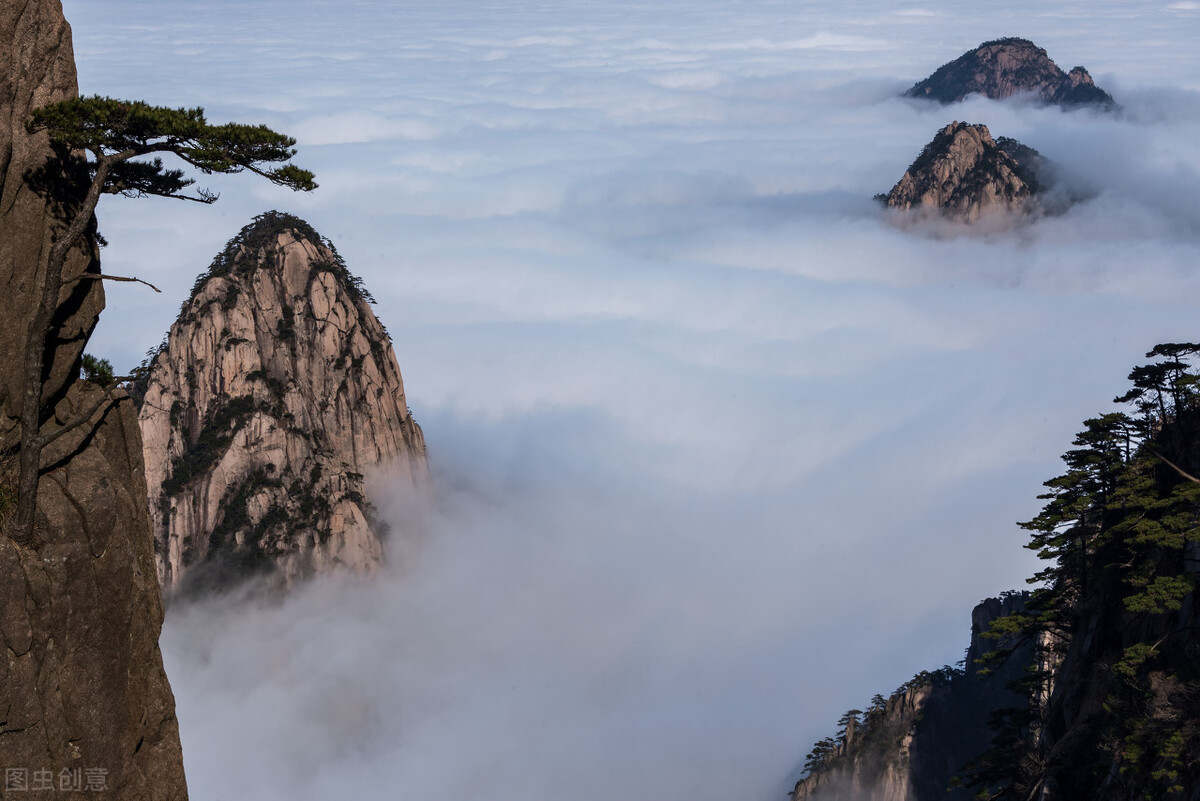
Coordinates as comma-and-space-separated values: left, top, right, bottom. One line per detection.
968, 343, 1200, 800
8, 95, 313, 548
904, 38, 1115, 107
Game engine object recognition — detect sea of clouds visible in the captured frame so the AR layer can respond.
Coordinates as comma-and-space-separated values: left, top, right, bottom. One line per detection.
62, 0, 1200, 798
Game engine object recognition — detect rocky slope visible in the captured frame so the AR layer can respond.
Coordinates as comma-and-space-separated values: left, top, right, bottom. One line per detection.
791, 595, 1038, 801
0, 0, 188, 797
135, 211, 428, 597
878, 122, 1047, 223
904, 37, 1115, 107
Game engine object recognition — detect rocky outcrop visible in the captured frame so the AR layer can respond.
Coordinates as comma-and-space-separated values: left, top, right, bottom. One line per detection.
791, 594, 1036, 801
136, 211, 428, 597
904, 38, 1115, 107
0, 1, 188, 798
879, 122, 1046, 223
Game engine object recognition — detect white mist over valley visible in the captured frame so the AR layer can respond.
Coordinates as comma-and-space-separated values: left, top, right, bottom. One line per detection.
64, 1, 1200, 798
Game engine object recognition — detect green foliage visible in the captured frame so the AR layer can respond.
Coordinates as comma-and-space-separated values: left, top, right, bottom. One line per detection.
220, 282, 241, 311
966, 342, 1200, 799
897, 665, 962, 695
1113, 642, 1159, 680
798, 665, 965, 786
27, 96, 316, 202
80, 353, 114, 386
182, 210, 380, 315
202, 465, 284, 571
835, 709, 862, 743
277, 304, 296, 341
802, 736, 839, 777
161, 395, 257, 496
1123, 574, 1194, 614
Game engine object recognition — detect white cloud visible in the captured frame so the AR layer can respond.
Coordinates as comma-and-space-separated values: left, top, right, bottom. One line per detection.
291, 112, 441, 145
61, 0, 1200, 798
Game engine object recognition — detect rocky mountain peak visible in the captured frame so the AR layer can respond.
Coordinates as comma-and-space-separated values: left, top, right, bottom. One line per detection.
878, 122, 1045, 224
136, 211, 428, 597
904, 37, 1115, 107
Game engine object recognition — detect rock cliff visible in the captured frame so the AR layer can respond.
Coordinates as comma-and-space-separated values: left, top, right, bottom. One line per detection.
904, 38, 1115, 107
878, 122, 1046, 224
791, 594, 1037, 801
135, 211, 428, 597
0, 1, 188, 798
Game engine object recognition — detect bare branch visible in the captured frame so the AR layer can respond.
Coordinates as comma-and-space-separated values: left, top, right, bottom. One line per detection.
1150, 448, 1200, 484
163, 190, 219, 204
68, 273, 162, 293
35, 380, 132, 453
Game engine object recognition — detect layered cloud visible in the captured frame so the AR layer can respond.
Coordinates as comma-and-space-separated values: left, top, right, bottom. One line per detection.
62, 0, 1200, 799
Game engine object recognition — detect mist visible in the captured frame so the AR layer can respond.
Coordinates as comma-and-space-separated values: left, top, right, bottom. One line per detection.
60, 0, 1200, 798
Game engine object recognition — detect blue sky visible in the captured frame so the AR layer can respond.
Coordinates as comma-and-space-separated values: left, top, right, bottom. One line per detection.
62, 1, 1200, 799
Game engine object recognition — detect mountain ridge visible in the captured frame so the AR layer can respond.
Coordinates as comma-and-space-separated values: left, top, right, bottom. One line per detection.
905, 37, 1115, 107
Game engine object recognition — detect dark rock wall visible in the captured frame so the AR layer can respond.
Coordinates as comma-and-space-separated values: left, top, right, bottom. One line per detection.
0, 1, 189, 798
791, 595, 1034, 801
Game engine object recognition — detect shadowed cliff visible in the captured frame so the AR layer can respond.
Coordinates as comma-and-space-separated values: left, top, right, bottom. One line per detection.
0, 1, 188, 797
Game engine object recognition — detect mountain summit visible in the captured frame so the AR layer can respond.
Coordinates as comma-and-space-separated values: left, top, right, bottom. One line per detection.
878, 122, 1047, 224
136, 211, 428, 596
904, 37, 1114, 107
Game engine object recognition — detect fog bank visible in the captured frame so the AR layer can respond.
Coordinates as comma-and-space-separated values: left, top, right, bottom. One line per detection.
64, 0, 1200, 798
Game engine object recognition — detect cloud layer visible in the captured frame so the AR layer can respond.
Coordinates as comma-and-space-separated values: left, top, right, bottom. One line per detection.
61, 0, 1200, 798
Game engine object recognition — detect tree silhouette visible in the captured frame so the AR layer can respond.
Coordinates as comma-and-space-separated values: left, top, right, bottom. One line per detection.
7, 96, 315, 547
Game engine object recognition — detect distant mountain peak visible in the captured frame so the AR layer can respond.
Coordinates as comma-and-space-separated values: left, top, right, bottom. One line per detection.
904, 38, 1115, 107
185, 210, 377, 312
878, 122, 1047, 224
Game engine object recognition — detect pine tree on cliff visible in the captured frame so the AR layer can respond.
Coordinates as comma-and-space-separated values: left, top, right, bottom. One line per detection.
802, 737, 838, 776
836, 709, 862, 744
6, 96, 315, 548
970, 343, 1200, 799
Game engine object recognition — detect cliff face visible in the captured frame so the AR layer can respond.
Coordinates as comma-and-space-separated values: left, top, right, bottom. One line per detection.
879, 122, 1045, 224
0, 1, 188, 798
904, 38, 1115, 107
0, 0, 103, 419
791, 595, 1035, 801
136, 212, 428, 597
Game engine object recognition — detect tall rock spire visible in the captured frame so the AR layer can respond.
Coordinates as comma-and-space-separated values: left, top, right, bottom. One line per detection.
136, 211, 428, 596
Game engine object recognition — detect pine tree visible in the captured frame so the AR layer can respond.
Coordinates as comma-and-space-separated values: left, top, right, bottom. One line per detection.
969, 343, 1200, 799
6, 96, 314, 548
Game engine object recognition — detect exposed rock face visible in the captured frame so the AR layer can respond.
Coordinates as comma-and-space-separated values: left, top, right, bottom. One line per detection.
0, 1, 188, 798
0, 0, 103, 423
791, 594, 1036, 801
904, 38, 1115, 107
879, 122, 1046, 223
136, 212, 428, 597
